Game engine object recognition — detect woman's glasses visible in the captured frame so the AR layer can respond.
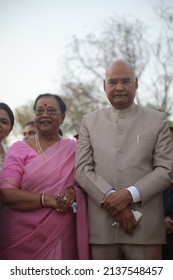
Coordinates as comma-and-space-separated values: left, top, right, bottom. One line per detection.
35, 107, 62, 116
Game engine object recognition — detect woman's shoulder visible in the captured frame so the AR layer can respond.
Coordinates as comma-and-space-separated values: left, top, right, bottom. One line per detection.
10, 140, 29, 148
61, 137, 77, 149
8, 140, 33, 154
61, 137, 76, 144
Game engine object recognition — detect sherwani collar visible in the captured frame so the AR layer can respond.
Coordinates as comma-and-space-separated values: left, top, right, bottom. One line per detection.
111, 102, 137, 113
110, 102, 137, 123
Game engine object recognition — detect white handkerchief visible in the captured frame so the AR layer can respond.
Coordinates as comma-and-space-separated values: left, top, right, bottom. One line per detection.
132, 210, 142, 222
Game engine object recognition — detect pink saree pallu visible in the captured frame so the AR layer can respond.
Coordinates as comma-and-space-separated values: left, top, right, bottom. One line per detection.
0, 138, 89, 260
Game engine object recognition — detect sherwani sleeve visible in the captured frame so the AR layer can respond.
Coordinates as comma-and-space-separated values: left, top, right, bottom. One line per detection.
75, 116, 113, 205
134, 112, 173, 205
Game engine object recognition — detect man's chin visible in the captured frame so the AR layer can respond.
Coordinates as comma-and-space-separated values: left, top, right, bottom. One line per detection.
112, 101, 129, 110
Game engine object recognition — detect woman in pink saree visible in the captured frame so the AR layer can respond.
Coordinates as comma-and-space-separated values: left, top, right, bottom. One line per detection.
0, 93, 89, 260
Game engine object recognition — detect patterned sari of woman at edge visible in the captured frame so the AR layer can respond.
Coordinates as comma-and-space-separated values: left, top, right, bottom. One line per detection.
0, 93, 89, 260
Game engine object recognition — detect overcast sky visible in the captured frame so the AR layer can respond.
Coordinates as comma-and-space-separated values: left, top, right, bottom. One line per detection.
0, 0, 169, 112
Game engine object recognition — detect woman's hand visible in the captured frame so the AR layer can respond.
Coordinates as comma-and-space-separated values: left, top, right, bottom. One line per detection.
0, 188, 76, 213
0, 188, 58, 211
56, 188, 76, 213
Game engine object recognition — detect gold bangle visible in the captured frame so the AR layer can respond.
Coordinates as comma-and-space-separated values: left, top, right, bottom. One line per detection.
40, 193, 45, 207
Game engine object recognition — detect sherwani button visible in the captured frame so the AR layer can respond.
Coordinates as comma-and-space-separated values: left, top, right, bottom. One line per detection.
118, 130, 124, 134
118, 168, 123, 172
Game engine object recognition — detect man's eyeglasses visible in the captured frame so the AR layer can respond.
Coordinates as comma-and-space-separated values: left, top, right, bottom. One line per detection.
34, 107, 62, 116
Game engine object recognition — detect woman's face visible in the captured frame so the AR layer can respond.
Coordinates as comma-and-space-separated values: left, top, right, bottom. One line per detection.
0, 109, 13, 142
34, 96, 64, 135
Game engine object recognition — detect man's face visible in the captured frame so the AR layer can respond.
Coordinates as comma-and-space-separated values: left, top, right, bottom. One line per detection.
23, 124, 37, 141
104, 61, 138, 110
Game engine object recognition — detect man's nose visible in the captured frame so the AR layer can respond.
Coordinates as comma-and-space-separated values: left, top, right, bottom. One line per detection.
115, 83, 124, 91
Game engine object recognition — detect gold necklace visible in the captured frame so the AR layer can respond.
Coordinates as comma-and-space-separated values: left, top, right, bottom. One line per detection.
35, 134, 46, 160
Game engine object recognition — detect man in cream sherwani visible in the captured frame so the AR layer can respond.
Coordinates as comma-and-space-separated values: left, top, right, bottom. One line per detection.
75, 59, 173, 260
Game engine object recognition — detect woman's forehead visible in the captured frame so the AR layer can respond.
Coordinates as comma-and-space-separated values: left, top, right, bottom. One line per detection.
0, 108, 11, 120
36, 96, 58, 106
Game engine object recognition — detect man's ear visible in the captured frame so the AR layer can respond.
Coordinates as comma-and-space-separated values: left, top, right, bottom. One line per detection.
103, 80, 106, 91
135, 78, 138, 90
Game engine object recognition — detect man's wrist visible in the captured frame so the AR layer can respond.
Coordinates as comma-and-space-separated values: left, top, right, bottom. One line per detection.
127, 185, 141, 203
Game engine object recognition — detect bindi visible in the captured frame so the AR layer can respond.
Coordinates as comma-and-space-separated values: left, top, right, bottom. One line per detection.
43, 104, 47, 107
